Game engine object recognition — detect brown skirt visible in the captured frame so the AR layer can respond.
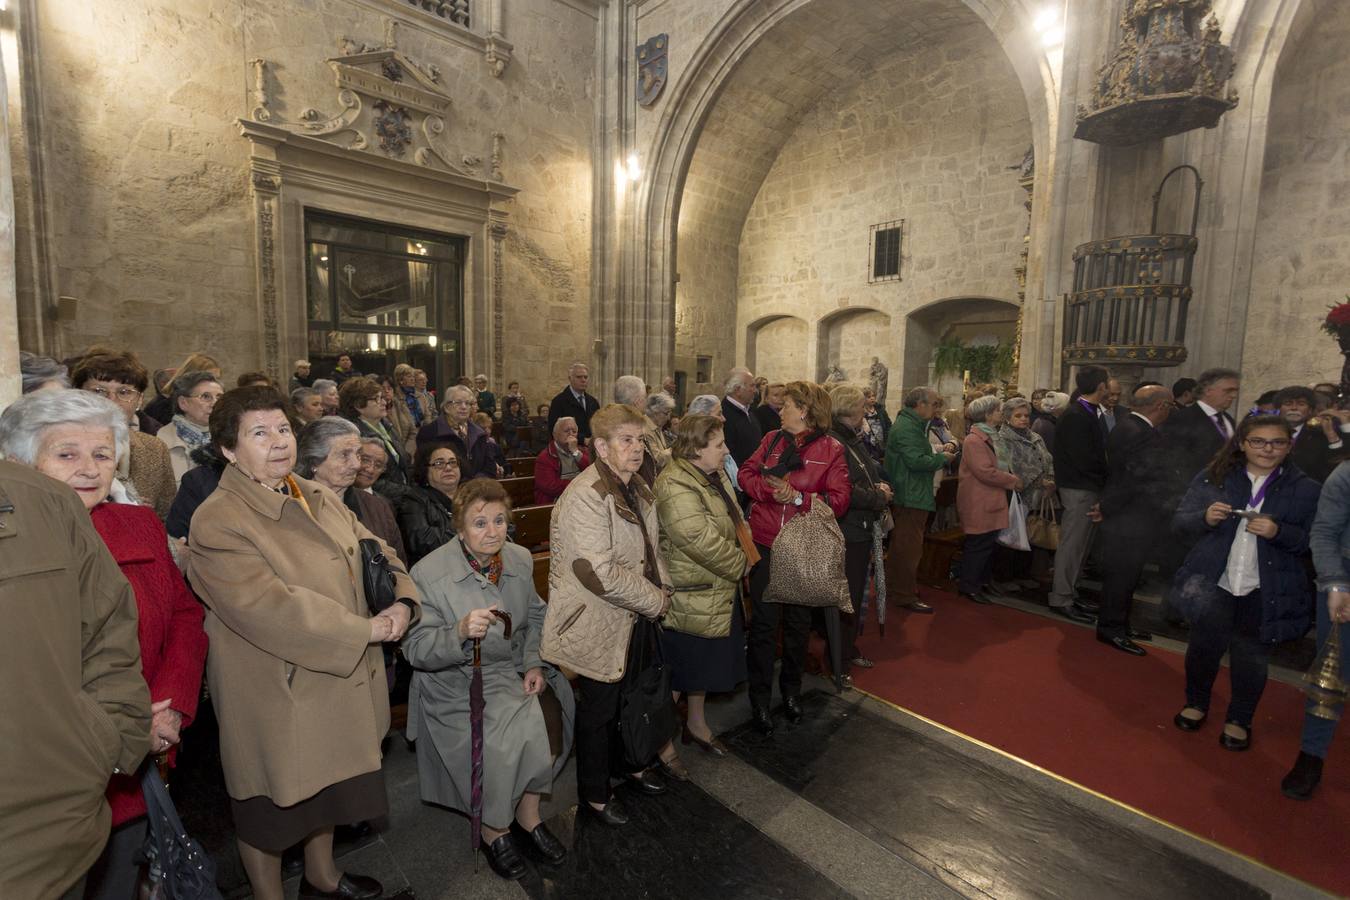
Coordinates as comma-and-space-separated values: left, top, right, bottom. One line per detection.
230, 770, 388, 853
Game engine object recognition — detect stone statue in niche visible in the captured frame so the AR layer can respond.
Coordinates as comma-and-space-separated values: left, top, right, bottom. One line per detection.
869, 357, 888, 410
825, 364, 846, 384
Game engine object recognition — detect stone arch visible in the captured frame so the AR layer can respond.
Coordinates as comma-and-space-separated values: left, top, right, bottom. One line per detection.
745, 312, 809, 381
814, 306, 892, 383
903, 296, 1019, 398
632, 0, 1056, 387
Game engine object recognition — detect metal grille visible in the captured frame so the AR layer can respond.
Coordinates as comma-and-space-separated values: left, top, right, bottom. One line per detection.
405, 0, 471, 28
869, 220, 903, 283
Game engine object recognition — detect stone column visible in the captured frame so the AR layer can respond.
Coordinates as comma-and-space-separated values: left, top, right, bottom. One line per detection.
0, 38, 20, 406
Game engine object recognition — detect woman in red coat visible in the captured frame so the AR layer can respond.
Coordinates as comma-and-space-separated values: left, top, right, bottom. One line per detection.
956, 395, 1023, 605
738, 381, 851, 735
3, 389, 208, 899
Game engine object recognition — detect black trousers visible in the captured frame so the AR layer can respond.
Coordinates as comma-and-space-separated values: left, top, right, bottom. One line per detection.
574, 624, 647, 805
1184, 588, 1271, 727
957, 531, 1000, 596
746, 543, 812, 710
842, 540, 871, 665
1097, 517, 1150, 637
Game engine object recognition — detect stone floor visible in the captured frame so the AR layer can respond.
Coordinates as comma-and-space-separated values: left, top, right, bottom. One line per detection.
245, 677, 1326, 900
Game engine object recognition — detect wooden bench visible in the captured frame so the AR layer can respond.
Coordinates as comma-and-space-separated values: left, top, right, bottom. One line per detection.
918, 527, 964, 590
532, 552, 550, 601
508, 455, 536, 478
512, 503, 553, 552
499, 475, 535, 509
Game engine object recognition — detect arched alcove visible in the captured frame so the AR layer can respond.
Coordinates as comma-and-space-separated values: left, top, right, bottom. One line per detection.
746, 313, 809, 382
903, 296, 1019, 398
815, 307, 892, 383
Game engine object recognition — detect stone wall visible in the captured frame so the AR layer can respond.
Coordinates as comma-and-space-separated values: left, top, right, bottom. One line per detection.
1243, 0, 1350, 394
752, 316, 807, 383
9, 0, 597, 403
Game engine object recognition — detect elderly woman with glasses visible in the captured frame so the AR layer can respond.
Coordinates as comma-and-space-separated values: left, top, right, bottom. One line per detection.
187, 387, 418, 900
297, 419, 408, 568
395, 441, 468, 566
0, 390, 208, 899
340, 376, 409, 488
955, 395, 1023, 605
156, 370, 223, 485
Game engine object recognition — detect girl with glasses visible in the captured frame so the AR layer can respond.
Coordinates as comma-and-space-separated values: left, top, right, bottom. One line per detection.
1170, 415, 1321, 751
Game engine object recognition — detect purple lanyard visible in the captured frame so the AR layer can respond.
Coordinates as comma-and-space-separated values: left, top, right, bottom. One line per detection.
1247, 467, 1280, 510
1077, 398, 1098, 416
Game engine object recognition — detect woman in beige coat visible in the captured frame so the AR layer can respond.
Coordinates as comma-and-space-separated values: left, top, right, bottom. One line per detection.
188, 387, 419, 900
539, 404, 675, 827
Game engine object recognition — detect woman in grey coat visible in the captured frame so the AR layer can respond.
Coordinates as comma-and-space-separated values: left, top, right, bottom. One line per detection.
403, 478, 575, 881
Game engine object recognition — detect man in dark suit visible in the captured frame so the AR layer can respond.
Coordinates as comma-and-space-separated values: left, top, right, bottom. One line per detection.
720, 367, 763, 466
1096, 385, 1175, 655
1279, 385, 1347, 483
547, 362, 601, 444
1049, 365, 1112, 624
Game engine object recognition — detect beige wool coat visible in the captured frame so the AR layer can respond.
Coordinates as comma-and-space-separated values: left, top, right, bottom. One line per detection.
187, 465, 418, 806
540, 461, 670, 683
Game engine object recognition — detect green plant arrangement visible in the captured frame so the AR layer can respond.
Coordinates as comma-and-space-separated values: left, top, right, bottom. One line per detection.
931, 337, 1015, 383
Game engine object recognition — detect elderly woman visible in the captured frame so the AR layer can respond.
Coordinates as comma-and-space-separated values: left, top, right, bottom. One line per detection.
340, 376, 409, 488
643, 391, 676, 468
534, 416, 591, 504
739, 382, 851, 734
416, 384, 502, 479
829, 385, 894, 675
72, 349, 177, 519
297, 419, 409, 567
395, 441, 466, 565
187, 386, 418, 900
313, 378, 340, 417
394, 364, 426, 432
291, 386, 325, 425
502, 396, 533, 454
475, 374, 497, 418
995, 397, 1055, 513
1032, 390, 1069, 449
540, 404, 675, 826
20, 350, 70, 393
145, 352, 221, 425
956, 395, 1024, 605
403, 479, 575, 879
156, 370, 222, 485
859, 386, 890, 464
654, 415, 749, 756
377, 374, 418, 456
0, 390, 208, 898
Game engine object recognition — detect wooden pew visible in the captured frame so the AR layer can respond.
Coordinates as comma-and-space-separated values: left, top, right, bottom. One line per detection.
512, 503, 553, 552
508, 455, 536, 478
499, 475, 535, 509
532, 552, 550, 601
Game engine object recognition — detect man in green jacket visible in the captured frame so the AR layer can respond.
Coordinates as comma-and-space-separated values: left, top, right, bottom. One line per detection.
883, 387, 957, 614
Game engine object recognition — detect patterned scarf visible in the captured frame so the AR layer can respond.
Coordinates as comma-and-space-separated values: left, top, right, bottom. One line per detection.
172, 414, 210, 454
402, 386, 424, 427
461, 538, 503, 585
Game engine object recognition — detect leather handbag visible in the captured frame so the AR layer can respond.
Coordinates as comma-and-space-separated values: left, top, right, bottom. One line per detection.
766, 495, 854, 614
618, 619, 678, 770
359, 538, 399, 615
1027, 495, 1060, 551
140, 766, 222, 900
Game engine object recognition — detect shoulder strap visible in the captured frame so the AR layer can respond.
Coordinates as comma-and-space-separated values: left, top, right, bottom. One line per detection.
842, 441, 878, 489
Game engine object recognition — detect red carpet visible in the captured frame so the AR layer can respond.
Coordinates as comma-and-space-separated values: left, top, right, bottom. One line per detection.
847, 587, 1350, 896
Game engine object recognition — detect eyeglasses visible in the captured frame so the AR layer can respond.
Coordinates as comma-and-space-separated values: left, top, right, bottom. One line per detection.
358, 454, 387, 471
86, 386, 142, 401
428, 459, 460, 470
189, 392, 223, 404
1244, 437, 1291, 450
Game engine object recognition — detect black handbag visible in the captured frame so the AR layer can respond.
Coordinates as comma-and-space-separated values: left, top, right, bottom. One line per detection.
618, 619, 677, 770
359, 538, 398, 615
140, 765, 221, 899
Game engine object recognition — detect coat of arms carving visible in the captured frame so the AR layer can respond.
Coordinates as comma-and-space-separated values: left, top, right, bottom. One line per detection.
636, 34, 668, 108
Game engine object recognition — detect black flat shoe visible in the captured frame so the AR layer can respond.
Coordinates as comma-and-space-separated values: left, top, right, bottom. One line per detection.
1219, 722, 1251, 752
628, 769, 667, 795
850, 655, 875, 669
1281, 751, 1324, 800
481, 833, 527, 880
1128, 629, 1153, 642
582, 796, 629, 826
1054, 603, 1096, 624
783, 694, 804, 724
902, 600, 934, 614
1173, 708, 1206, 731
526, 822, 567, 864
1096, 633, 1146, 656
1076, 599, 1101, 615
298, 873, 383, 900
682, 725, 728, 758
750, 706, 775, 736
960, 591, 992, 605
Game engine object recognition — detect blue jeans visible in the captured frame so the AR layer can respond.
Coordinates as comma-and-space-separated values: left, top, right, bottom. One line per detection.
1183, 587, 1270, 727
1301, 590, 1350, 758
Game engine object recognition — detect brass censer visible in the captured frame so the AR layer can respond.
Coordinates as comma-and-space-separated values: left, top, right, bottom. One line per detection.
1304, 626, 1348, 720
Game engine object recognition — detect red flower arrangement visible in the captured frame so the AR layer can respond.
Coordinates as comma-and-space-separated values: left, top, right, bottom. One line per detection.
1322, 298, 1350, 336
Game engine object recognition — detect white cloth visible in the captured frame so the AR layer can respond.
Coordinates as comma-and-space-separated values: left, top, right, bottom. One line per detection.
1218, 470, 1268, 598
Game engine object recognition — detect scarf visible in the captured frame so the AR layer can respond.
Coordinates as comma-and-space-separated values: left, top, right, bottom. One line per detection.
461, 537, 503, 585
172, 415, 210, 453
703, 466, 743, 524
402, 386, 424, 427
995, 424, 1052, 505
609, 464, 663, 589
975, 423, 1009, 470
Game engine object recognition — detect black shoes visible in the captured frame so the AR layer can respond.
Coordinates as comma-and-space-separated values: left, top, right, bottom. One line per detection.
298, 873, 383, 900
902, 600, 935, 614
582, 796, 630, 826
1053, 603, 1096, 624
627, 769, 668, 795
1076, 599, 1101, 615
850, 655, 875, 669
960, 591, 992, 605
1281, 751, 1324, 800
783, 694, 804, 724
682, 724, 729, 758
1173, 708, 1206, 731
519, 822, 567, 864
1097, 633, 1146, 656
1219, 722, 1252, 752
658, 754, 692, 782
750, 706, 775, 736
1128, 629, 1153, 642
482, 833, 527, 880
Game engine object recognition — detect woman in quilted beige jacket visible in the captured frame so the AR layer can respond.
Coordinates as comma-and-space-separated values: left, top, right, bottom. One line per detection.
539, 404, 674, 826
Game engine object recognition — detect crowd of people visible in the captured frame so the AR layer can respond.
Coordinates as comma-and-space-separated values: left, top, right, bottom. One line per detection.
2, 346, 1349, 899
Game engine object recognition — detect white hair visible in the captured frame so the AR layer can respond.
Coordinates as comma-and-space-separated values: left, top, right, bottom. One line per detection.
1040, 391, 1070, 414
723, 367, 753, 395
567, 361, 589, 376
0, 389, 131, 466
294, 416, 361, 478
614, 374, 647, 406
966, 395, 1002, 423
687, 394, 721, 416
552, 416, 577, 438
444, 384, 475, 404
644, 392, 675, 417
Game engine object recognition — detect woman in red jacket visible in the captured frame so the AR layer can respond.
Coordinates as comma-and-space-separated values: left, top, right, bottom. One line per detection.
1, 389, 208, 899
739, 381, 851, 735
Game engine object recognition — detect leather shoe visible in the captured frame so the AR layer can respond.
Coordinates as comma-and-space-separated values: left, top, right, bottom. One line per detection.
850, 655, 875, 669
1097, 633, 1146, 656
750, 706, 775, 736
783, 694, 804, 724
1053, 603, 1096, 624
525, 822, 567, 864
1219, 722, 1252, 751
582, 797, 629, 826
481, 833, 527, 880
1281, 751, 1324, 800
628, 768, 667, 795
682, 725, 729, 758
1128, 629, 1153, 642
902, 600, 934, 613
1173, 708, 1206, 731
960, 591, 992, 605
1076, 599, 1101, 615
298, 873, 383, 900
658, 754, 691, 782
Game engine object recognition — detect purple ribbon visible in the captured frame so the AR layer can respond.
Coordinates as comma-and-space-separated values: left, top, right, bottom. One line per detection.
1077, 398, 1099, 416
1247, 467, 1280, 510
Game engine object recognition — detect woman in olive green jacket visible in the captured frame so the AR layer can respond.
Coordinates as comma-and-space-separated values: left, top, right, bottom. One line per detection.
653, 415, 748, 756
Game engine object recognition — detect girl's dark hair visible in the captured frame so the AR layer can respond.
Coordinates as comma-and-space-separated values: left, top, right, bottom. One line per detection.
1205, 414, 1292, 485
413, 440, 468, 487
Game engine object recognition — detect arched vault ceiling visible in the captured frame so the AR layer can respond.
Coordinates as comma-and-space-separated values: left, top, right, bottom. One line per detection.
677, 0, 1000, 247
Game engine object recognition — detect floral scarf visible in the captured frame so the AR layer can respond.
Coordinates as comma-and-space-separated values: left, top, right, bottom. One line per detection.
172, 414, 210, 454
461, 537, 503, 585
